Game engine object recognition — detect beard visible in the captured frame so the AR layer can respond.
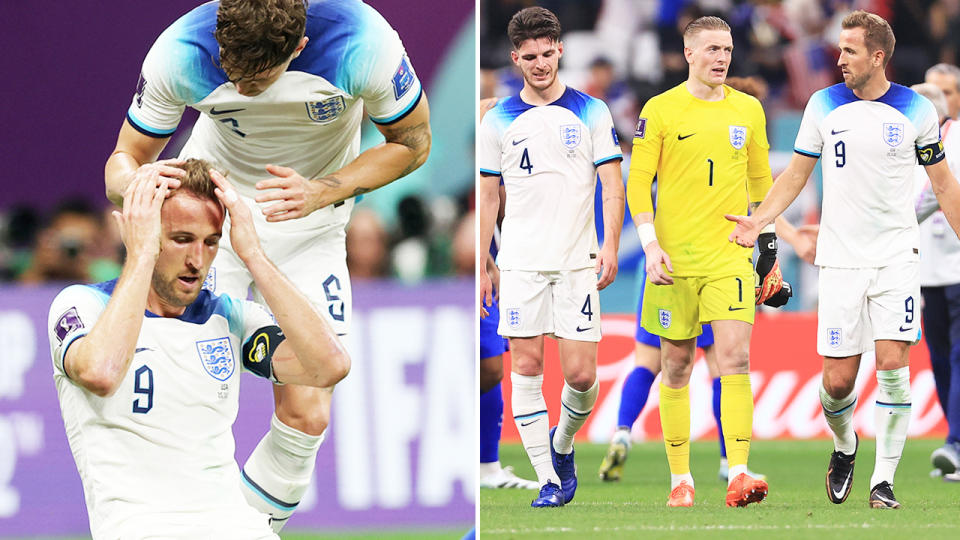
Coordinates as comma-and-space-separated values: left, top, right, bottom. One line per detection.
843, 70, 869, 90
151, 268, 202, 309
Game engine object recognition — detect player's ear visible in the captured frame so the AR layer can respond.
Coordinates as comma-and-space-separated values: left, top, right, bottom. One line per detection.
557, 40, 563, 58
510, 49, 520, 66
292, 37, 308, 59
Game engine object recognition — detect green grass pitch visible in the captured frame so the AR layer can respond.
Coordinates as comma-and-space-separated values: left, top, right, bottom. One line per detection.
479, 438, 960, 539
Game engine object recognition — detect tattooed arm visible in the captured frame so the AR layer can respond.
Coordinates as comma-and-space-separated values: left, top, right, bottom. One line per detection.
254, 96, 432, 222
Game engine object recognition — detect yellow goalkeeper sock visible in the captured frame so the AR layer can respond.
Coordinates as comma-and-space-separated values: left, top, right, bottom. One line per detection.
659, 383, 690, 475
720, 374, 754, 474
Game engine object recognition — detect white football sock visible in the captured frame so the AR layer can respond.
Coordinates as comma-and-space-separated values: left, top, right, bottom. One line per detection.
819, 381, 858, 455
671, 472, 694, 490
553, 379, 598, 454
871, 367, 911, 489
241, 413, 324, 532
511, 373, 558, 486
611, 427, 632, 450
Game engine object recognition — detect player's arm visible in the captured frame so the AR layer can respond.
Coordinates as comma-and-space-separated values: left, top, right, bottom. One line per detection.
596, 160, 624, 290
64, 172, 168, 396
923, 158, 960, 240
726, 152, 818, 247
626, 106, 672, 285
255, 98, 431, 221
774, 215, 817, 265
477, 173, 501, 315
105, 121, 186, 206
211, 170, 350, 387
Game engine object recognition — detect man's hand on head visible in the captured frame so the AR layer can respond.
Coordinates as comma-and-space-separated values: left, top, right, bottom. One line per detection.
211, 169, 264, 263
123, 159, 185, 202
112, 168, 168, 261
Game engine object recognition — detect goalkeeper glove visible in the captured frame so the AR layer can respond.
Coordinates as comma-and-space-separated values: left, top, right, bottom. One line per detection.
754, 232, 788, 307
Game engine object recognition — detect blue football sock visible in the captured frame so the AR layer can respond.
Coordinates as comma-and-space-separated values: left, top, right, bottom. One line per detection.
930, 348, 951, 420
616, 367, 656, 429
948, 345, 960, 444
480, 383, 503, 463
713, 377, 726, 458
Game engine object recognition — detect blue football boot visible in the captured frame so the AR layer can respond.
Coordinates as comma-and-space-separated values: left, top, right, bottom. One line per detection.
550, 426, 577, 504
530, 481, 564, 508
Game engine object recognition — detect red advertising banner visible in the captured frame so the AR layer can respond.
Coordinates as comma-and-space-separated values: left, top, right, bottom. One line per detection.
500, 312, 946, 443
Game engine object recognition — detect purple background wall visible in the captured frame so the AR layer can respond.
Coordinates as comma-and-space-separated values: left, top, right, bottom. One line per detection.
0, 279, 475, 536
0, 0, 469, 212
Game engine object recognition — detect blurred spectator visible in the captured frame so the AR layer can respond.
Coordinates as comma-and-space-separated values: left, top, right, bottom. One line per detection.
346, 208, 390, 280
19, 199, 102, 284
0, 205, 41, 281
451, 210, 475, 276
583, 56, 639, 138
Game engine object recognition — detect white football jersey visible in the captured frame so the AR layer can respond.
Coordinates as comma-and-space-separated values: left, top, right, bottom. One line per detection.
915, 120, 960, 286
794, 83, 943, 268
477, 87, 622, 271
128, 0, 422, 235
49, 281, 281, 539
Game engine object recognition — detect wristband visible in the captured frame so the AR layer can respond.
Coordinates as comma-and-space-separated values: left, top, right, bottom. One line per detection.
636, 222, 658, 248
760, 223, 775, 234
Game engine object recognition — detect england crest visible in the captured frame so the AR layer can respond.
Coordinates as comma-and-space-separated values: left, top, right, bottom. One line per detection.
305, 96, 346, 124
196, 337, 235, 381
659, 309, 671, 329
507, 308, 521, 329
729, 125, 747, 150
560, 124, 581, 149
828, 328, 842, 349
883, 123, 904, 147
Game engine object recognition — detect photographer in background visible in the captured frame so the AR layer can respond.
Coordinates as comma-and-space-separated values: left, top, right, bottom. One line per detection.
19, 200, 113, 284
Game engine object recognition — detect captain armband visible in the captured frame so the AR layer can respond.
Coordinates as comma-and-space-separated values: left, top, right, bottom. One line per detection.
917, 141, 945, 166
241, 325, 286, 383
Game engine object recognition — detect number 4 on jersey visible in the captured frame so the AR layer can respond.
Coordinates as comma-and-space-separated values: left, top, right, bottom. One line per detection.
519, 148, 533, 175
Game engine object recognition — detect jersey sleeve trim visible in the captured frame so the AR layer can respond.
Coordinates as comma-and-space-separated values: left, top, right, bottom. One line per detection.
479, 168, 501, 176
793, 148, 820, 158
59, 331, 89, 380
595, 154, 623, 166
368, 87, 423, 125
126, 110, 176, 138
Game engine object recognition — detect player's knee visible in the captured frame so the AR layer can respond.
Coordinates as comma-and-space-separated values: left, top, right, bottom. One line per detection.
276, 402, 330, 436
821, 372, 855, 399
564, 370, 596, 392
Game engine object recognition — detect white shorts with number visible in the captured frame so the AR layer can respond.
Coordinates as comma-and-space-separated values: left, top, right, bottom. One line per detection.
205, 214, 351, 337
498, 268, 601, 342
817, 262, 921, 357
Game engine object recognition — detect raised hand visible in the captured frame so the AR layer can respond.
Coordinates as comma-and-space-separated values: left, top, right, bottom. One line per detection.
112, 168, 168, 261
210, 169, 264, 263
725, 213, 761, 248
254, 164, 320, 222
126, 158, 185, 197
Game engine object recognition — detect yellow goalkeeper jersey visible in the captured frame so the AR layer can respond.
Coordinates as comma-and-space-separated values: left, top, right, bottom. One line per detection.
627, 83, 773, 277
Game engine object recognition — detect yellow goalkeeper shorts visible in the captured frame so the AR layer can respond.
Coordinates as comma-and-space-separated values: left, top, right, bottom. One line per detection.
641, 272, 755, 340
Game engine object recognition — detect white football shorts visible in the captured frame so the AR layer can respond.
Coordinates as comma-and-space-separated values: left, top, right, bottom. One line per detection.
206, 208, 351, 337
498, 268, 601, 342
817, 262, 921, 357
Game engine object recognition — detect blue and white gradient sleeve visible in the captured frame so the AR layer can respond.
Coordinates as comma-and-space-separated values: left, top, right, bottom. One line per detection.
126, 31, 189, 138
47, 285, 108, 378
587, 99, 622, 166
793, 90, 825, 158
353, 6, 422, 124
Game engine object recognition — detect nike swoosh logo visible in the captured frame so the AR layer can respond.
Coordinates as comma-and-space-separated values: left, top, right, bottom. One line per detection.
831, 129, 849, 135
576, 326, 593, 332
521, 419, 540, 427
210, 107, 245, 115
833, 474, 851, 499
677, 133, 696, 140
899, 325, 911, 332
728, 306, 746, 311
736, 438, 750, 442
512, 138, 528, 146
670, 442, 684, 447
135, 347, 153, 354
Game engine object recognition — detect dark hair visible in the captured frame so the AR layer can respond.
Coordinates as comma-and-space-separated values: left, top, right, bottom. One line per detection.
173, 158, 223, 204
507, 6, 562, 50
841, 10, 895, 67
216, 0, 308, 81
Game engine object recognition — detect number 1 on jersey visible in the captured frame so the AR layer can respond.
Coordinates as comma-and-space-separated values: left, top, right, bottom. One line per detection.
520, 148, 533, 175
707, 158, 714, 186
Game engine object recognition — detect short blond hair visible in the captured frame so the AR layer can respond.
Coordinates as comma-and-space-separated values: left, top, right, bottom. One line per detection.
683, 16, 731, 47
841, 10, 895, 67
